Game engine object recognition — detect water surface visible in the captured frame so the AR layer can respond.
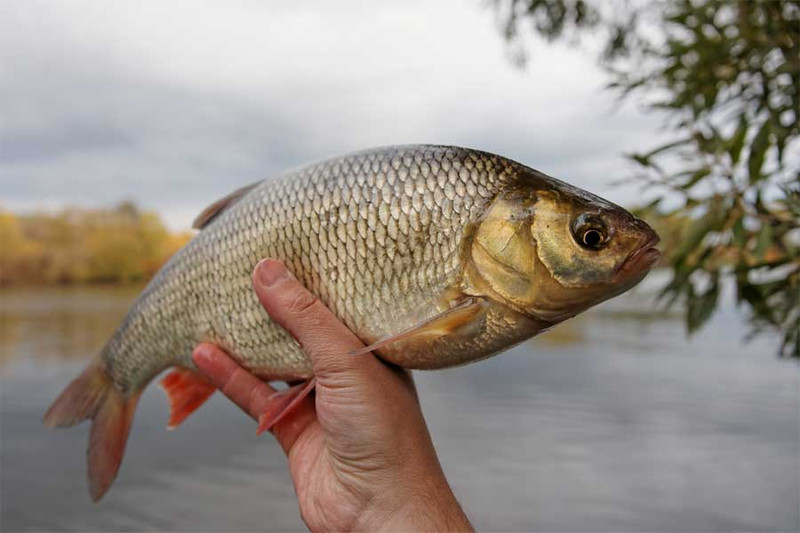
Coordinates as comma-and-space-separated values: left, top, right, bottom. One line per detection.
1, 282, 798, 531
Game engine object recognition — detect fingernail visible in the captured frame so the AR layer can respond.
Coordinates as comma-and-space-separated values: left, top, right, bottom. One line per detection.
256, 259, 288, 288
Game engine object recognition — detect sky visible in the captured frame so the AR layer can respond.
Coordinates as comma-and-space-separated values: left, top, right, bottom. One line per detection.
0, 0, 667, 230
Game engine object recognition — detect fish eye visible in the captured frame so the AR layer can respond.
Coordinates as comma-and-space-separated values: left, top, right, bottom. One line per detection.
572, 214, 609, 251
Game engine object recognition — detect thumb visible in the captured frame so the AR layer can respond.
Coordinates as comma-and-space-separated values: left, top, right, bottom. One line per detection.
251, 258, 389, 393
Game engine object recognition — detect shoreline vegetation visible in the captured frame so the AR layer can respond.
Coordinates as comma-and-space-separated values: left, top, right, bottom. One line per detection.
0, 202, 192, 286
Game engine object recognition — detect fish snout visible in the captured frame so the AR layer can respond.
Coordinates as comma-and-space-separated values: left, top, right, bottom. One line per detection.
617, 219, 661, 277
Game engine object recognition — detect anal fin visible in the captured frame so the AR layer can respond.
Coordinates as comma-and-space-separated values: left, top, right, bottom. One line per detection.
349, 297, 486, 356
160, 367, 217, 429
256, 378, 316, 435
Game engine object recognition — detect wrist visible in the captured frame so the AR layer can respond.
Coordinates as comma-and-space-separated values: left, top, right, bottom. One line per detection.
355, 478, 473, 532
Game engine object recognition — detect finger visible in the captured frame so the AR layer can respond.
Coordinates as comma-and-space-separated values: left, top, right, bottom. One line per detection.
192, 344, 278, 420
192, 344, 316, 453
252, 259, 386, 389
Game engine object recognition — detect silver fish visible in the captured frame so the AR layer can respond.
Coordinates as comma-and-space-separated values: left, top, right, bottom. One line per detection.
44, 145, 660, 500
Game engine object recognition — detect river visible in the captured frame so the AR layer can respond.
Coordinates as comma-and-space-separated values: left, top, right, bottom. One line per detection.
1, 278, 798, 531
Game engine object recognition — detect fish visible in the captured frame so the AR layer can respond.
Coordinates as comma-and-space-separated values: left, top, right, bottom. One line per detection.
44, 144, 660, 501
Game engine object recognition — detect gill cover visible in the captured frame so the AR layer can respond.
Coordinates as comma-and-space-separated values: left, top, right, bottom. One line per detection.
467, 189, 541, 314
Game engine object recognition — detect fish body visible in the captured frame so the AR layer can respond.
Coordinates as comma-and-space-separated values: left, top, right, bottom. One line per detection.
105, 145, 525, 389
44, 145, 660, 500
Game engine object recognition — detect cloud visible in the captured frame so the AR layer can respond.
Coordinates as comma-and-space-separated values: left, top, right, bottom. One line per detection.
0, 0, 665, 229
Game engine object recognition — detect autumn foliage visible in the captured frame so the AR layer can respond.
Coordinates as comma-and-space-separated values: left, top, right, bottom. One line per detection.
0, 202, 192, 285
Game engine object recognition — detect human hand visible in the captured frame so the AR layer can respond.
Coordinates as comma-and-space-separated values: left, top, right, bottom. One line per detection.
192, 259, 473, 532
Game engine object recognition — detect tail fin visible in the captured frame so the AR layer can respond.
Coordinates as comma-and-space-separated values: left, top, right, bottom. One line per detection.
43, 360, 140, 502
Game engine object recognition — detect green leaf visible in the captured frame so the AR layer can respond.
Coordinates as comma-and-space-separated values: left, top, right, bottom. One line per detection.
732, 216, 747, 247
626, 153, 651, 167
753, 223, 773, 260
768, 117, 791, 165
728, 114, 748, 165
632, 197, 661, 217
687, 273, 719, 333
641, 138, 692, 159
748, 120, 771, 184
682, 166, 711, 189
673, 203, 726, 262
658, 271, 687, 307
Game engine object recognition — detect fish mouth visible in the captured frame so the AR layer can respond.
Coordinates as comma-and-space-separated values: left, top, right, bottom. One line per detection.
616, 235, 662, 278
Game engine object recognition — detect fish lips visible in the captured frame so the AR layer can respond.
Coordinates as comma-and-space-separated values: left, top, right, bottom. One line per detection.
616, 235, 662, 280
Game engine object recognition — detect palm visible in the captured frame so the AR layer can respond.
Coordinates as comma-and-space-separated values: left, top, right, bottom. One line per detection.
191, 259, 472, 531
281, 370, 425, 531
286, 420, 366, 532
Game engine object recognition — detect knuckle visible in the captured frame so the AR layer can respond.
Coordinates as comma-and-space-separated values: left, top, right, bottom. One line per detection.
246, 381, 264, 414
286, 289, 321, 316
221, 366, 247, 394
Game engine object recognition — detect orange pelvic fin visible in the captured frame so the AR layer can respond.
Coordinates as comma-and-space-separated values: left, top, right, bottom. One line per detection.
256, 378, 316, 435
160, 367, 217, 429
43, 359, 140, 502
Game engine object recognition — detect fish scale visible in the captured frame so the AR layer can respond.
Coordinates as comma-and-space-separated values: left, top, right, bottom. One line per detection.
102, 145, 514, 392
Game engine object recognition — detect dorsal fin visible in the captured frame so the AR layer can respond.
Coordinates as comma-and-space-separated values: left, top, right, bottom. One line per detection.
192, 182, 260, 230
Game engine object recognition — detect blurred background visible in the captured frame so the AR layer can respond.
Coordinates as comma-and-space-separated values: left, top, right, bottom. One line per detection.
1, 1, 798, 531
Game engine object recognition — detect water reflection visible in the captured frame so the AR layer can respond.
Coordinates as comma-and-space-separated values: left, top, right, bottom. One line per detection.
0, 286, 142, 370
1, 283, 798, 531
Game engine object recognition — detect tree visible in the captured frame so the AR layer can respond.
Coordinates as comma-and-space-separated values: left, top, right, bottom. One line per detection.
0, 204, 192, 286
0, 211, 27, 284
494, 0, 800, 356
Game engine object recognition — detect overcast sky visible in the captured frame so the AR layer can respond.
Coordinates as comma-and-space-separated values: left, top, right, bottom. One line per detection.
0, 0, 666, 230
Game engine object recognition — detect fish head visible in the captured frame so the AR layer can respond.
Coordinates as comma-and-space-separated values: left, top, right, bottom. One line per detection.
468, 169, 660, 324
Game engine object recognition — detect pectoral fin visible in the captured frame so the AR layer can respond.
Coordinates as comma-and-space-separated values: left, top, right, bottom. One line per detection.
349, 297, 486, 356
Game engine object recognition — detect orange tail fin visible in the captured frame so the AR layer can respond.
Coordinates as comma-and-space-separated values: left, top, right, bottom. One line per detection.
43, 360, 140, 502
